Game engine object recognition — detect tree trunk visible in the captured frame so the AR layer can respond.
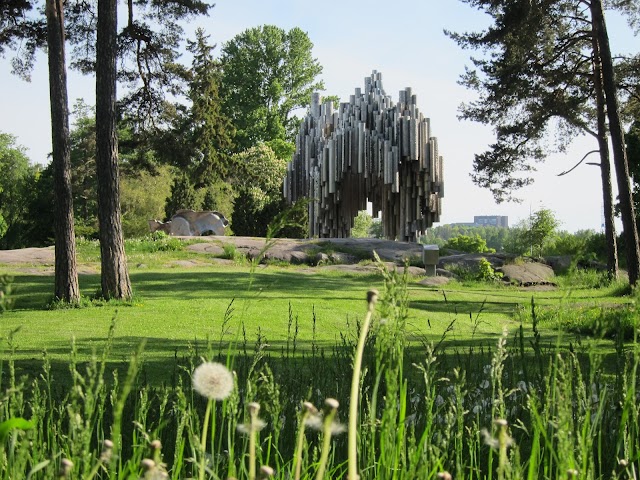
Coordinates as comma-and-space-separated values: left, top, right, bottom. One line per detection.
96, 0, 132, 299
46, 0, 80, 303
591, 0, 640, 286
591, 14, 619, 280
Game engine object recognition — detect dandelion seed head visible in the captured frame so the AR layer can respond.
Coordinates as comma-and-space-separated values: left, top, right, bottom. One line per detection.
237, 418, 267, 435
367, 289, 379, 304
324, 398, 339, 410
58, 458, 73, 477
304, 414, 323, 431
100, 439, 114, 463
248, 402, 261, 415
192, 362, 234, 400
150, 440, 162, 450
481, 428, 499, 449
302, 401, 318, 414
329, 421, 346, 436
259, 465, 275, 478
494, 418, 508, 428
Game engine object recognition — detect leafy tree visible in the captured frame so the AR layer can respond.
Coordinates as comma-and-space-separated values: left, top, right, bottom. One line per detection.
220, 25, 324, 151
22, 165, 55, 246
448, 0, 639, 283
68, 100, 98, 235
0, 133, 35, 247
230, 144, 288, 236
444, 234, 495, 253
528, 208, 560, 257
351, 211, 374, 238
120, 166, 172, 237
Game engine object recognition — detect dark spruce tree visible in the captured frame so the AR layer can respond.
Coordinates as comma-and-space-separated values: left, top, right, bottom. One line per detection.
186, 28, 235, 188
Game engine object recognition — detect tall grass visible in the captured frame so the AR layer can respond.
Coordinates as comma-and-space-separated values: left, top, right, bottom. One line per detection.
1, 261, 639, 479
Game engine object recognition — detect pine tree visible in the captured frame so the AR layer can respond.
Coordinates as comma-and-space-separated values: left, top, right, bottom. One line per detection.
448, 0, 639, 283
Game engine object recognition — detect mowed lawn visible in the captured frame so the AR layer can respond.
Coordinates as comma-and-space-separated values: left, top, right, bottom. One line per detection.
2, 254, 633, 378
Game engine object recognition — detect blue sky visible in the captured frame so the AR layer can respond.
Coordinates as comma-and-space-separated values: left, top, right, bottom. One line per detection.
1, 0, 638, 232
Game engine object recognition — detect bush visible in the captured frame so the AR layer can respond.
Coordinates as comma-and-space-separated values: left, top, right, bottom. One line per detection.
120, 166, 173, 237
444, 234, 495, 253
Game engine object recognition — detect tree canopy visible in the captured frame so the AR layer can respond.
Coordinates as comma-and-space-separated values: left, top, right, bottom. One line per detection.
219, 25, 324, 152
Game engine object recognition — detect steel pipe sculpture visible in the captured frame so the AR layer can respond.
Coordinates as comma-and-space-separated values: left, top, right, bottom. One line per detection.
284, 70, 444, 242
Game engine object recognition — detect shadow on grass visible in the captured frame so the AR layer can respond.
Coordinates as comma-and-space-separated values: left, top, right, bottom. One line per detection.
4, 327, 624, 391
10, 270, 384, 310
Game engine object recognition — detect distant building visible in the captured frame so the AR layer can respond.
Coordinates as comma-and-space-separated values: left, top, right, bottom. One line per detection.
448, 216, 509, 228
473, 215, 509, 228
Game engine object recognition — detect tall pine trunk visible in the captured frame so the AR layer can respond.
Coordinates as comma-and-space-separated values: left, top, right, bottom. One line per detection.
46, 0, 80, 303
591, 0, 640, 286
591, 15, 619, 280
96, 0, 132, 299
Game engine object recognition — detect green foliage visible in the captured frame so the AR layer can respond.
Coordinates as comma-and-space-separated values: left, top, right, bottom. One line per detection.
351, 211, 373, 238
165, 172, 199, 220
69, 100, 98, 231
477, 257, 503, 281
446, 1, 600, 202
0, 274, 14, 313
230, 144, 290, 236
422, 224, 510, 251
0, 418, 34, 443
519, 300, 639, 340
120, 166, 173, 238
528, 208, 560, 257
181, 28, 235, 187
220, 25, 324, 150
232, 144, 287, 205
444, 233, 495, 253
0, 132, 37, 248
124, 233, 186, 254
264, 138, 295, 160
628, 119, 640, 216
3, 268, 640, 479
199, 180, 235, 217
221, 242, 246, 263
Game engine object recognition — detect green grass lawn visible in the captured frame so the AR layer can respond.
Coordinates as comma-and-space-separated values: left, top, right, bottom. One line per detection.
1, 243, 636, 385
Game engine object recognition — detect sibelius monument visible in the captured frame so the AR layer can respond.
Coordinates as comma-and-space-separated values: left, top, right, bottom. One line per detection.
283, 70, 444, 242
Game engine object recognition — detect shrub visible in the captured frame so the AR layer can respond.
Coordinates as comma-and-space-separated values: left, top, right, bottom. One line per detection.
444, 234, 495, 253
477, 257, 503, 282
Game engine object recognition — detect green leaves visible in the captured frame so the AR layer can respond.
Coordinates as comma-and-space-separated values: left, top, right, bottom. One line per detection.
220, 25, 324, 151
0, 417, 34, 443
